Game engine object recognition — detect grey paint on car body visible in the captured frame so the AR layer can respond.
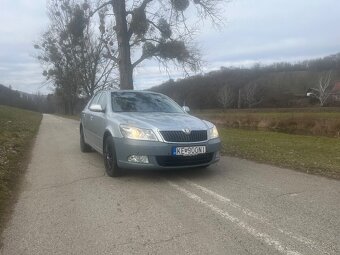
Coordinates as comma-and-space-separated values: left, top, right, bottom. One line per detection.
80, 90, 221, 170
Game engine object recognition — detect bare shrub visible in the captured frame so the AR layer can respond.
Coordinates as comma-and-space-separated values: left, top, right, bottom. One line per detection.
307, 71, 334, 106
218, 86, 235, 109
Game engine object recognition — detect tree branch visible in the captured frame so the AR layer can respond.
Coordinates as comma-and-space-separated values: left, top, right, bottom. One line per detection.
140, 0, 154, 10
146, 18, 162, 33
104, 44, 119, 63
90, 1, 112, 17
130, 37, 162, 47
127, 0, 155, 40
132, 54, 149, 69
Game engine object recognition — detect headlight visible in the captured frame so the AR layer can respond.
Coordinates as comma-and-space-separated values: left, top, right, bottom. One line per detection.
120, 125, 158, 141
208, 125, 219, 139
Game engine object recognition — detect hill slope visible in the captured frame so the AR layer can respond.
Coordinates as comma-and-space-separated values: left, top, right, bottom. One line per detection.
0, 84, 46, 112
150, 53, 340, 109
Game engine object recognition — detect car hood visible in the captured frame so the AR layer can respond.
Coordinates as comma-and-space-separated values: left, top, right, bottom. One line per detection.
113, 112, 209, 131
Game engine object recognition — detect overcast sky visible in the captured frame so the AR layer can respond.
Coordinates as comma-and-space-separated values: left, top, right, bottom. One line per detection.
1, 0, 339, 94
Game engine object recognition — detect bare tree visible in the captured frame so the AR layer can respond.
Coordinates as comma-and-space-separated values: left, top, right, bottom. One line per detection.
307, 71, 333, 107
237, 88, 241, 109
218, 85, 234, 109
243, 82, 263, 108
91, 0, 226, 89
35, 0, 117, 113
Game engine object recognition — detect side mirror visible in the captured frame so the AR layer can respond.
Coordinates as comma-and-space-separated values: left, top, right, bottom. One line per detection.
89, 104, 104, 112
182, 106, 190, 113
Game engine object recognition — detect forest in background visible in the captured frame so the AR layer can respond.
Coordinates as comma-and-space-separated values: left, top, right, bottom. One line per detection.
150, 53, 340, 109
1, 52, 340, 114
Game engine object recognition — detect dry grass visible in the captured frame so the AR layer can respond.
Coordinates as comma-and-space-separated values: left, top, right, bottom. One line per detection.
195, 108, 340, 137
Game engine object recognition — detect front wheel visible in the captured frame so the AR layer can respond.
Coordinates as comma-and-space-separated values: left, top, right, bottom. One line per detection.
80, 127, 92, 152
103, 136, 122, 177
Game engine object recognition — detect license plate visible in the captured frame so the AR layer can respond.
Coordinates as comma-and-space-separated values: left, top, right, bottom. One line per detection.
172, 146, 206, 156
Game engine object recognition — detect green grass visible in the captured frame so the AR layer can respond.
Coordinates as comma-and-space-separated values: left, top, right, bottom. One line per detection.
220, 128, 340, 179
0, 105, 42, 231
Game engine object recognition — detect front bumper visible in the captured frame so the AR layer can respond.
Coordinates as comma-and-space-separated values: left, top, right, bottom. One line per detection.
114, 137, 221, 169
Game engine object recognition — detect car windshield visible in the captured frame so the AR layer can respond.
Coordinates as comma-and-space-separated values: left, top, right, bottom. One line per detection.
111, 92, 184, 113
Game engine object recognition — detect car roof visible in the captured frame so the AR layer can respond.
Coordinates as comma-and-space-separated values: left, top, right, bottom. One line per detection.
106, 89, 162, 95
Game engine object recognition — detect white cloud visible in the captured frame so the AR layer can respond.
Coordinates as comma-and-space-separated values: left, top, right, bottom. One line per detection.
0, 0, 47, 91
0, 0, 340, 94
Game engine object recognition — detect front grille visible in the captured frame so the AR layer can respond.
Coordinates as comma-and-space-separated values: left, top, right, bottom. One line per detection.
156, 153, 214, 167
160, 130, 207, 142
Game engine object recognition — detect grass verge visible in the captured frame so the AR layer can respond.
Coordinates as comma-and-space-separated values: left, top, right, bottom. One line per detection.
0, 105, 42, 234
220, 128, 340, 179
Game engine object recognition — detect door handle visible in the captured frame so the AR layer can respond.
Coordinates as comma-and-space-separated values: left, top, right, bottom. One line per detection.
90, 116, 94, 120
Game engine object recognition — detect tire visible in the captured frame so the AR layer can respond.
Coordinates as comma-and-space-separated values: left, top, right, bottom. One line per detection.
80, 127, 92, 153
103, 136, 122, 177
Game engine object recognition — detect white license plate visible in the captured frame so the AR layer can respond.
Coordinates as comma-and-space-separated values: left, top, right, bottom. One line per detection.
172, 146, 206, 156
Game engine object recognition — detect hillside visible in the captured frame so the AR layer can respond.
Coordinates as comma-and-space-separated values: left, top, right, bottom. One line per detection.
0, 84, 48, 112
150, 53, 340, 109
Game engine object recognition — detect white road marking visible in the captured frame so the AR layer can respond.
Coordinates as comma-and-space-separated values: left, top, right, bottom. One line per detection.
168, 181, 302, 255
184, 180, 329, 255
186, 180, 268, 222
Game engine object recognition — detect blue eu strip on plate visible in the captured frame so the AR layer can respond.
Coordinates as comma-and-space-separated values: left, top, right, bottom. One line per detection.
172, 147, 177, 156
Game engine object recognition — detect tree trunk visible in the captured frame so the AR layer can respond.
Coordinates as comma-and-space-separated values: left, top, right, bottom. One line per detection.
112, 0, 133, 90
238, 88, 242, 109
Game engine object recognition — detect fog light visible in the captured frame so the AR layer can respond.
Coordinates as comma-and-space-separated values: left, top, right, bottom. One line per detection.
127, 155, 149, 164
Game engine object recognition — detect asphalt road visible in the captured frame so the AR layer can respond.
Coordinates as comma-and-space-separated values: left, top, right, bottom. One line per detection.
1, 114, 339, 255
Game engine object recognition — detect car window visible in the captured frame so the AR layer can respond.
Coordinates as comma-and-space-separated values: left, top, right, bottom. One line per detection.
111, 92, 184, 113
89, 93, 102, 108
97, 93, 107, 111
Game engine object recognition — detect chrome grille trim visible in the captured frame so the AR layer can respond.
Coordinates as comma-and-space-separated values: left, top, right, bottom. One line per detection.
160, 130, 207, 143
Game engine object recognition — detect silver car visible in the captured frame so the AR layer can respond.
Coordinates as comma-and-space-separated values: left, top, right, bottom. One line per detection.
80, 90, 221, 177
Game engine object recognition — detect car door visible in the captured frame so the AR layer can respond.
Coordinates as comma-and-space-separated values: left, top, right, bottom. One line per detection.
84, 92, 102, 148
90, 92, 108, 152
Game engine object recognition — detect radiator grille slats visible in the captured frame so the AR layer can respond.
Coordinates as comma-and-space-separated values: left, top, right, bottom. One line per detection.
160, 130, 207, 142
